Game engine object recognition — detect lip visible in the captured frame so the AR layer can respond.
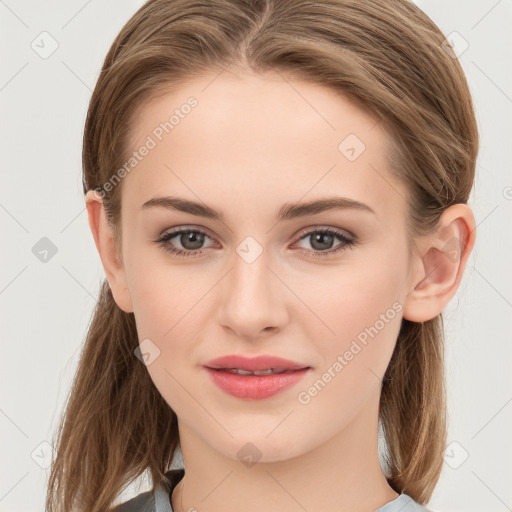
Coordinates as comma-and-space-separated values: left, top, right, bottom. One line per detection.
203, 354, 309, 372
202, 354, 311, 400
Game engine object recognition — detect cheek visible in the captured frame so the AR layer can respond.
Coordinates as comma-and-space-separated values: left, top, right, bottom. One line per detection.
127, 266, 209, 411
299, 245, 407, 391
127, 252, 207, 339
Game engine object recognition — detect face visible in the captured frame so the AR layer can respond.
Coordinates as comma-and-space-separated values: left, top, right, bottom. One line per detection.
115, 69, 416, 462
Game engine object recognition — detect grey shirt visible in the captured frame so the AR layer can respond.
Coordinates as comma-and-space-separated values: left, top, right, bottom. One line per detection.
114, 469, 433, 512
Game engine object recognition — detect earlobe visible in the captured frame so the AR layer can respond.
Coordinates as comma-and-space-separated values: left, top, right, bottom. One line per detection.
85, 190, 134, 313
403, 204, 476, 322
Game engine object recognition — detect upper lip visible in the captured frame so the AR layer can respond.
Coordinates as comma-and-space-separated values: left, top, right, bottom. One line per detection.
204, 355, 310, 371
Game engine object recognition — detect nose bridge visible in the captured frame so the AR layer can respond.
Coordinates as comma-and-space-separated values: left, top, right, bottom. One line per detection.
230, 237, 277, 308
217, 236, 287, 337
233, 244, 271, 298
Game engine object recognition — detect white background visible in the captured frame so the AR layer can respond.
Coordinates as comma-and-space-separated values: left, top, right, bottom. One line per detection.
1, 0, 511, 510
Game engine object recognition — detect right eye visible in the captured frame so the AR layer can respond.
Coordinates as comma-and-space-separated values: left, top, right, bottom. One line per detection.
155, 227, 217, 258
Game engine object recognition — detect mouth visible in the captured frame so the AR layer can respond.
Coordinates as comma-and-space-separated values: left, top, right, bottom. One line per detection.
202, 354, 312, 399
206, 367, 309, 376
203, 354, 310, 373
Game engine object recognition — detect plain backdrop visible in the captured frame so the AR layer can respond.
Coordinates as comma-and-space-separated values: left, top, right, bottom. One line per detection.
1, 0, 511, 511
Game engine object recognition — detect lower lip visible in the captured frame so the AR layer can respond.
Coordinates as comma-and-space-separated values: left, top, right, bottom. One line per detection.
204, 367, 310, 400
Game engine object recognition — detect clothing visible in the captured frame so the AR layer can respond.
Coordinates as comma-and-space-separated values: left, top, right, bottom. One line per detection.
113, 468, 433, 512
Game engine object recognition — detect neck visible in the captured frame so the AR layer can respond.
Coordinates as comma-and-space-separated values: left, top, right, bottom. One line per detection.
171, 396, 398, 512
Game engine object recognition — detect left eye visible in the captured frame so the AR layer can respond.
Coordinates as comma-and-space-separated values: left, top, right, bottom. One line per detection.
154, 227, 356, 258
293, 228, 356, 257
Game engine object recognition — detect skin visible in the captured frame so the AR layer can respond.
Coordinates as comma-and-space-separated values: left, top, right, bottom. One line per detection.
86, 67, 476, 512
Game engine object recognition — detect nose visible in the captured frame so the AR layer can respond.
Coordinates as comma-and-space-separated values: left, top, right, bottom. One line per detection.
216, 245, 289, 341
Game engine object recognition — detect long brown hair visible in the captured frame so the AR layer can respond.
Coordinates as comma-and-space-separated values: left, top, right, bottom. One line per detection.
46, 1, 478, 510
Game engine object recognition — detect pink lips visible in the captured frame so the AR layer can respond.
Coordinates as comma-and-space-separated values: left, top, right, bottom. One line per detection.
203, 354, 311, 400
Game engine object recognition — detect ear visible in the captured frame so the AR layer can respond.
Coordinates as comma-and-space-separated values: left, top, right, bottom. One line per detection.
403, 203, 476, 322
85, 190, 134, 313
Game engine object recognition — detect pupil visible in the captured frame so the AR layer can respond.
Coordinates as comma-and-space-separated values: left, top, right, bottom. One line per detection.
182, 231, 204, 250
311, 233, 333, 251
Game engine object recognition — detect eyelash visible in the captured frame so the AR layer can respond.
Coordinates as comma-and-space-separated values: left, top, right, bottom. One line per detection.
154, 226, 356, 259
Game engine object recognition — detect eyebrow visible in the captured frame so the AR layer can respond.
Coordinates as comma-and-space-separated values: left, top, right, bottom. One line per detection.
140, 195, 376, 221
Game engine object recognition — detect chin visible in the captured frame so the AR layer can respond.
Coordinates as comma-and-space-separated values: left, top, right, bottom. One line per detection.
211, 430, 312, 465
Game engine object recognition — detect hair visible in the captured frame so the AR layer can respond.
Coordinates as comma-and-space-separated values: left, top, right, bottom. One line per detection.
46, 0, 478, 510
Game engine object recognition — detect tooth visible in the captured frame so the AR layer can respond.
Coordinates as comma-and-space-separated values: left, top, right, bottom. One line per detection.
252, 369, 274, 375
223, 368, 289, 376
230, 369, 253, 375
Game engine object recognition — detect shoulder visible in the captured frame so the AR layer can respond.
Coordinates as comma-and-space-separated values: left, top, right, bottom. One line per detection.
110, 469, 185, 512
110, 489, 155, 512
375, 493, 435, 512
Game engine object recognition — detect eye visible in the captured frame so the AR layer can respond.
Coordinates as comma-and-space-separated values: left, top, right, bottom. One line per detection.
292, 227, 356, 258
154, 226, 357, 259
154, 227, 216, 258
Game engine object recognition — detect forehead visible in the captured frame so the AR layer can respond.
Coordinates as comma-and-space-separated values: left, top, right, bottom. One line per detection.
122, 70, 407, 222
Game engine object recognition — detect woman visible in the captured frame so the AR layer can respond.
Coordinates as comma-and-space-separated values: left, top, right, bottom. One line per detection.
46, 0, 478, 511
